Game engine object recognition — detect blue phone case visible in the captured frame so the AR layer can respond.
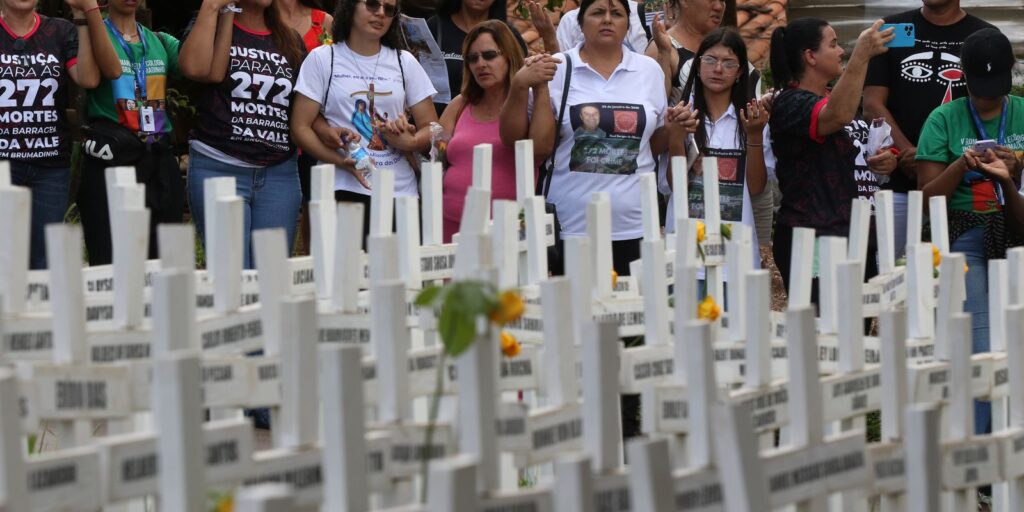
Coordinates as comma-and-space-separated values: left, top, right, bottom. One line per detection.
882, 23, 915, 48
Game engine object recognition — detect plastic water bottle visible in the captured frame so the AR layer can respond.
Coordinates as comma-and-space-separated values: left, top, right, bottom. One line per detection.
346, 139, 377, 180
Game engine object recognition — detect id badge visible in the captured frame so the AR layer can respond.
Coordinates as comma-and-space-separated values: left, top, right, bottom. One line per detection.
140, 106, 156, 133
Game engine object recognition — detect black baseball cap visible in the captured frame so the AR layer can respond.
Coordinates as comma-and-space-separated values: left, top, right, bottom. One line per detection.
961, 28, 1016, 98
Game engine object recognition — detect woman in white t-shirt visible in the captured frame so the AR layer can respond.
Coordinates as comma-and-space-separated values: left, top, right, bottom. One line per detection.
500, 0, 693, 278
666, 28, 771, 285
291, 0, 437, 238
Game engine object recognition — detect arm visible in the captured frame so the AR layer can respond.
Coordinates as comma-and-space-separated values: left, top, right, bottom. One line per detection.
67, 0, 122, 86
965, 150, 1024, 231
379, 97, 439, 152
816, 20, 893, 136
739, 99, 769, 196
439, 95, 467, 137
529, 83, 556, 160
179, 0, 234, 83
862, 85, 920, 178
291, 93, 367, 188
645, 14, 676, 100
918, 158, 966, 202
500, 54, 558, 149
527, 1, 560, 53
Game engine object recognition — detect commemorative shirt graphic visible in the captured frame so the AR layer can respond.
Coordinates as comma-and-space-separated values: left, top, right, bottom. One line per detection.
569, 102, 645, 175
0, 14, 77, 167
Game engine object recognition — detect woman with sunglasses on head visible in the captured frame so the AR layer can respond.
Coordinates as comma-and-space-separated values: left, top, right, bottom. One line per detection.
0, 0, 117, 269
291, 0, 438, 240
77, 0, 190, 266
767, 18, 896, 303
427, 0, 547, 117
667, 28, 769, 283
438, 21, 529, 242
179, 0, 306, 269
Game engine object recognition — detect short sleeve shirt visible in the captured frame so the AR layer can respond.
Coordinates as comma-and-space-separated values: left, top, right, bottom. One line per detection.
864, 9, 993, 193
769, 88, 863, 236
916, 96, 1024, 214
294, 42, 436, 197
190, 22, 299, 167
0, 14, 78, 167
87, 26, 180, 135
545, 46, 666, 240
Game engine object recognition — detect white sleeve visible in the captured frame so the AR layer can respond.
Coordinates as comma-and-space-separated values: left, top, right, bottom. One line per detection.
400, 50, 438, 107
294, 45, 329, 106
762, 124, 777, 182
628, 6, 649, 53
556, 11, 580, 53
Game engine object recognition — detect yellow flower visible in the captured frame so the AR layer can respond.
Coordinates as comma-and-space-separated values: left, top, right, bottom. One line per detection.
696, 220, 706, 243
611, 270, 618, 289
697, 295, 720, 321
932, 244, 941, 268
965, 263, 970, 274
490, 290, 525, 326
500, 330, 521, 358
216, 496, 233, 512
721, 222, 732, 240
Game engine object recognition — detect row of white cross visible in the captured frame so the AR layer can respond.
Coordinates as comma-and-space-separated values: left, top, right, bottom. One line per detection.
0, 141, 1022, 511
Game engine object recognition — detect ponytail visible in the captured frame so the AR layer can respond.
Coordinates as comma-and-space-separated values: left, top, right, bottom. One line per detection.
768, 18, 827, 88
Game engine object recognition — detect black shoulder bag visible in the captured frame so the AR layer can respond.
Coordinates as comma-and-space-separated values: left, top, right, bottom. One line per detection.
537, 54, 572, 275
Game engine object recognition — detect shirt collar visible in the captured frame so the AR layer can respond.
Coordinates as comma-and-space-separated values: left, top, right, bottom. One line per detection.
567, 43, 639, 73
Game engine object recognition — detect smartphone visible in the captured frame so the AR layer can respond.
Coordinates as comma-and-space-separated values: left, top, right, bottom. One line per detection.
881, 23, 915, 48
973, 139, 998, 154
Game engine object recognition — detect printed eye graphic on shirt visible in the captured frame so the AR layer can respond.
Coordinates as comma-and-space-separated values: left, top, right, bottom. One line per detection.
350, 84, 393, 151
568, 102, 645, 175
899, 50, 963, 104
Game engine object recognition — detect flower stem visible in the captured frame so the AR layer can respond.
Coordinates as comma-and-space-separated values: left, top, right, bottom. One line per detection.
419, 350, 447, 503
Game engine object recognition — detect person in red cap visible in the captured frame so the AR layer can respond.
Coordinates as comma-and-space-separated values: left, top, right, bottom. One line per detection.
918, 27, 1024, 440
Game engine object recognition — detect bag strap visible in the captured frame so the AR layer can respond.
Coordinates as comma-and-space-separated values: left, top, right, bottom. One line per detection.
541, 53, 572, 198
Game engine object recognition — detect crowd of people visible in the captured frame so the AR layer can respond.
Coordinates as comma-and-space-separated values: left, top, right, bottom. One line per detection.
1, 0, 1020, 437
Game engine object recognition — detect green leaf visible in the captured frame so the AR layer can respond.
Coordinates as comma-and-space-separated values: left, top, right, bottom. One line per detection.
438, 296, 478, 357
415, 285, 444, 307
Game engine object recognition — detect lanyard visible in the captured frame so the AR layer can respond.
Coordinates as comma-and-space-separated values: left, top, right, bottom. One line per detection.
967, 97, 1009, 205
967, 97, 1007, 145
105, 18, 148, 101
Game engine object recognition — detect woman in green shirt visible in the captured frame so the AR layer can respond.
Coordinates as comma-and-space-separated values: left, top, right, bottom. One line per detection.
77, 0, 184, 265
917, 28, 1024, 436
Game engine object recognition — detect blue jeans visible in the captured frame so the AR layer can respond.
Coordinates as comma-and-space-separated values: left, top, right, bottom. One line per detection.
187, 149, 301, 269
10, 162, 70, 269
950, 226, 990, 435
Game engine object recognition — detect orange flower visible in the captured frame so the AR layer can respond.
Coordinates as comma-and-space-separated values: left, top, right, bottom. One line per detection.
611, 270, 619, 289
932, 244, 941, 268
490, 290, 525, 326
697, 295, 720, 321
696, 220, 706, 243
501, 330, 521, 358
216, 496, 233, 512
965, 263, 970, 274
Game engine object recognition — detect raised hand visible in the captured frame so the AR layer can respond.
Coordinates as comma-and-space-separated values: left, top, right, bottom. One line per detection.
853, 19, 894, 61
64, 0, 99, 11
739, 99, 768, 136
513, 53, 561, 88
527, 1, 556, 40
651, 13, 672, 54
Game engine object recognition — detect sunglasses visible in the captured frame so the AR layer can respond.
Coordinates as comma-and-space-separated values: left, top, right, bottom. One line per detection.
359, 0, 398, 17
466, 49, 502, 64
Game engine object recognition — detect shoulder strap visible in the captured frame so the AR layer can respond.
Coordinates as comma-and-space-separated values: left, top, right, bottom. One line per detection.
542, 53, 572, 197
323, 46, 334, 109
397, 49, 407, 106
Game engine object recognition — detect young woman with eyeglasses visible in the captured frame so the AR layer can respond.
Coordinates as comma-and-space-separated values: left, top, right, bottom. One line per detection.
667, 28, 768, 283
438, 21, 528, 242
291, 0, 438, 240
179, 0, 307, 269
0, 0, 117, 269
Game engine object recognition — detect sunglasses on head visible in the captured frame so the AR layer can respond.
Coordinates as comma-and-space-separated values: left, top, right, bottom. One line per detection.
466, 49, 502, 64
360, 0, 398, 17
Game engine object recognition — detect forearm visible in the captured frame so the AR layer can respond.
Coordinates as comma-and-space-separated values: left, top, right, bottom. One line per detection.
180, 4, 227, 81
818, 54, 870, 134
650, 126, 668, 155
920, 158, 967, 201
293, 124, 347, 168
528, 85, 555, 160
84, 8, 121, 81
541, 29, 559, 53
500, 81, 533, 147
745, 145, 767, 196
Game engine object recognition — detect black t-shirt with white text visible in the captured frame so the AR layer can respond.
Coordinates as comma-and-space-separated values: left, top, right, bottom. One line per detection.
0, 14, 78, 167
865, 9, 993, 193
191, 23, 298, 166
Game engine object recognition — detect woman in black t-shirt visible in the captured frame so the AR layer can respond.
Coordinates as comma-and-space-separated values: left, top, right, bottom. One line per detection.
0, 0, 117, 269
180, 0, 306, 269
767, 18, 895, 299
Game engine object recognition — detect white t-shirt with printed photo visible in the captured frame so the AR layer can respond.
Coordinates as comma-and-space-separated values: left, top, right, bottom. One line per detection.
540, 45, 667, 241
294, 42, 436, 196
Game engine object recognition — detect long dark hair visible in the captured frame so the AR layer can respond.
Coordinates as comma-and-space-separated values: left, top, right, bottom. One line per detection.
680, 28, 750, 152
436, 0, 508, 22
769, 17, 828, 88
332, 0, 406, 49
461, 21, 524, 104
263, 0, 307, 69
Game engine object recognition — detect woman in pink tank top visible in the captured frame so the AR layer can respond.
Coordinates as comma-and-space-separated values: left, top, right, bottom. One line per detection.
439, 20, 533, 243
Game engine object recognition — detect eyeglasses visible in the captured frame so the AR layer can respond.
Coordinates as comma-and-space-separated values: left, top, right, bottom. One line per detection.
699, 55, 740, 71
359, 0, 398, 17
466, 49, 502, 64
